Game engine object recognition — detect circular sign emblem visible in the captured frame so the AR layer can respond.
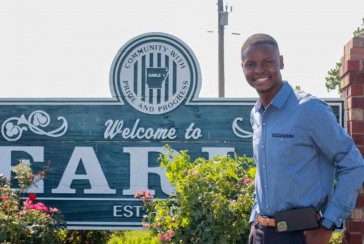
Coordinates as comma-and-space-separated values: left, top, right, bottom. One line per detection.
110, 33, 201, 115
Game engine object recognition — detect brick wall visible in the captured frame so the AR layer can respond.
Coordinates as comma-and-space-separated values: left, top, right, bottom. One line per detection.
340, 32, 364, 244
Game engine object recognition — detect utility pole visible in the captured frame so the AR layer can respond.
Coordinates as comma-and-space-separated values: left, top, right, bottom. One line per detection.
217, 0, 231, 98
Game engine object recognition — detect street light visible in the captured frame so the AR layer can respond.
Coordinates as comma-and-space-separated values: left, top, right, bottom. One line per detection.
217, 0, 232, 98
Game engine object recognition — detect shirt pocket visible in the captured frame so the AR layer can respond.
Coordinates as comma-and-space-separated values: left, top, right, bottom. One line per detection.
270, 132, 312, 165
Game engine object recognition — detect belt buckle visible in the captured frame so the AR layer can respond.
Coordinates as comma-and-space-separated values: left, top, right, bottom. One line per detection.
258, 215, 272, 226
261, 216, 270, 226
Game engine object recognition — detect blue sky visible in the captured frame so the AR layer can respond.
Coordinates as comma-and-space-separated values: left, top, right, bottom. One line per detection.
0, 0, 363, 99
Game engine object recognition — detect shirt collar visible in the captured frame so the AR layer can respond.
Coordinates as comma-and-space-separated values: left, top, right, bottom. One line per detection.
254, 81, 293, 112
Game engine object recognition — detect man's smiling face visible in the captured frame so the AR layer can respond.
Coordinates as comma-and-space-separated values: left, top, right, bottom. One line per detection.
241, 43, 284, 98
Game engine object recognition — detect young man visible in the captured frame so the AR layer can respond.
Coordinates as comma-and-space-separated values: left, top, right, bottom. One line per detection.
241, 33, 364, 244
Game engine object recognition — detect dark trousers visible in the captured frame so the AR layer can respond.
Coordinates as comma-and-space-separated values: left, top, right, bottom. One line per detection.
248, 222, 306, 244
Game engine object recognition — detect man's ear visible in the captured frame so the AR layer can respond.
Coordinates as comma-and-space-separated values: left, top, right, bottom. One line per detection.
280, 55, 284, 69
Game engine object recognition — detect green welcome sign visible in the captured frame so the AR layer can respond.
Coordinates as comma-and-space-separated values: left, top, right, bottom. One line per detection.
0, 33, 344, 229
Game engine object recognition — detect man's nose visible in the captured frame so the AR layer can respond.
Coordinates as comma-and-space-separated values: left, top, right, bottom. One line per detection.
254, 64, 265, 73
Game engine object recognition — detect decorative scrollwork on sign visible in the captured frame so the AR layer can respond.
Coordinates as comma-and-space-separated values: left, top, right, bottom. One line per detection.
1, 110, 68, 141
232, 117, 253, 139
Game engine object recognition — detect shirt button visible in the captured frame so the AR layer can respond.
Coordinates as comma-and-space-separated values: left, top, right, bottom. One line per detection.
266, 205, 269, 209
263, 123, 266, 126
264, 185, 267, 188
263, 165, 266, 168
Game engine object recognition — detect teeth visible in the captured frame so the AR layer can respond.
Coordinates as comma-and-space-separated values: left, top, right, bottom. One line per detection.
256, 78, 269, 82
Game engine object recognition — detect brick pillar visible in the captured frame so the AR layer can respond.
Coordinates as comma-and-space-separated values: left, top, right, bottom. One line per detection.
340, 32, 364, 244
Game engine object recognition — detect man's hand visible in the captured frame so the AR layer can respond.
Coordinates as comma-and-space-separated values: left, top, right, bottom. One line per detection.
304, 227, 332, 244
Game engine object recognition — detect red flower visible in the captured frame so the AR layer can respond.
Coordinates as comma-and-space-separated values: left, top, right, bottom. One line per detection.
26, 202, 48, 211
49, 207, 59, 213
23, 199, 33, 207
29, 193, 36, 202
1, 195, 9, 201
243, 178, 252, 184
158, 229, 174, 241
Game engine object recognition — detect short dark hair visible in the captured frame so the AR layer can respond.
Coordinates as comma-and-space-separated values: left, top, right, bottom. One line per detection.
241, 33, 280, 56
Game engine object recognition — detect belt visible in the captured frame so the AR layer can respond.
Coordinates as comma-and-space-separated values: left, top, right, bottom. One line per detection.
256, 212, 322, 228
256, 215, 276, 227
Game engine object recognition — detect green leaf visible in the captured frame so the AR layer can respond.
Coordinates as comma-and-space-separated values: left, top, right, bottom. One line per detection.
248, 167, 256, 178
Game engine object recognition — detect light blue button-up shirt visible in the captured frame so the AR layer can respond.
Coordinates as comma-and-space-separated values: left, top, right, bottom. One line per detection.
249, 82, 364, 227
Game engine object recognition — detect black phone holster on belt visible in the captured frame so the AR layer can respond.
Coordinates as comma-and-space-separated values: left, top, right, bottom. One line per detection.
274, 207, 319, 232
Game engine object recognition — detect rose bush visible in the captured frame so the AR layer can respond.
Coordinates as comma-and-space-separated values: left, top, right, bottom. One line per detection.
0, 161, 65, 243
135, 148, 255, 243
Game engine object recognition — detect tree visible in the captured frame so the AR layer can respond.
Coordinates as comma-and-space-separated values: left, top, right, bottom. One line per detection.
325, 62, 342, 94
353, 17, 364, 36
325, 18, 364, 95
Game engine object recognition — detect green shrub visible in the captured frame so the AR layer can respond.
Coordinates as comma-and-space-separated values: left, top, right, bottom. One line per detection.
108, 230, 159, 244
135, 148, 255, 243
329, 231, 343, 244
0, 161, 65, 243
56, 230, 112, 244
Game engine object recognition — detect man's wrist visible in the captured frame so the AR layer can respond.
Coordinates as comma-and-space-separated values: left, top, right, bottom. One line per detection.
319, 218, 336, 231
